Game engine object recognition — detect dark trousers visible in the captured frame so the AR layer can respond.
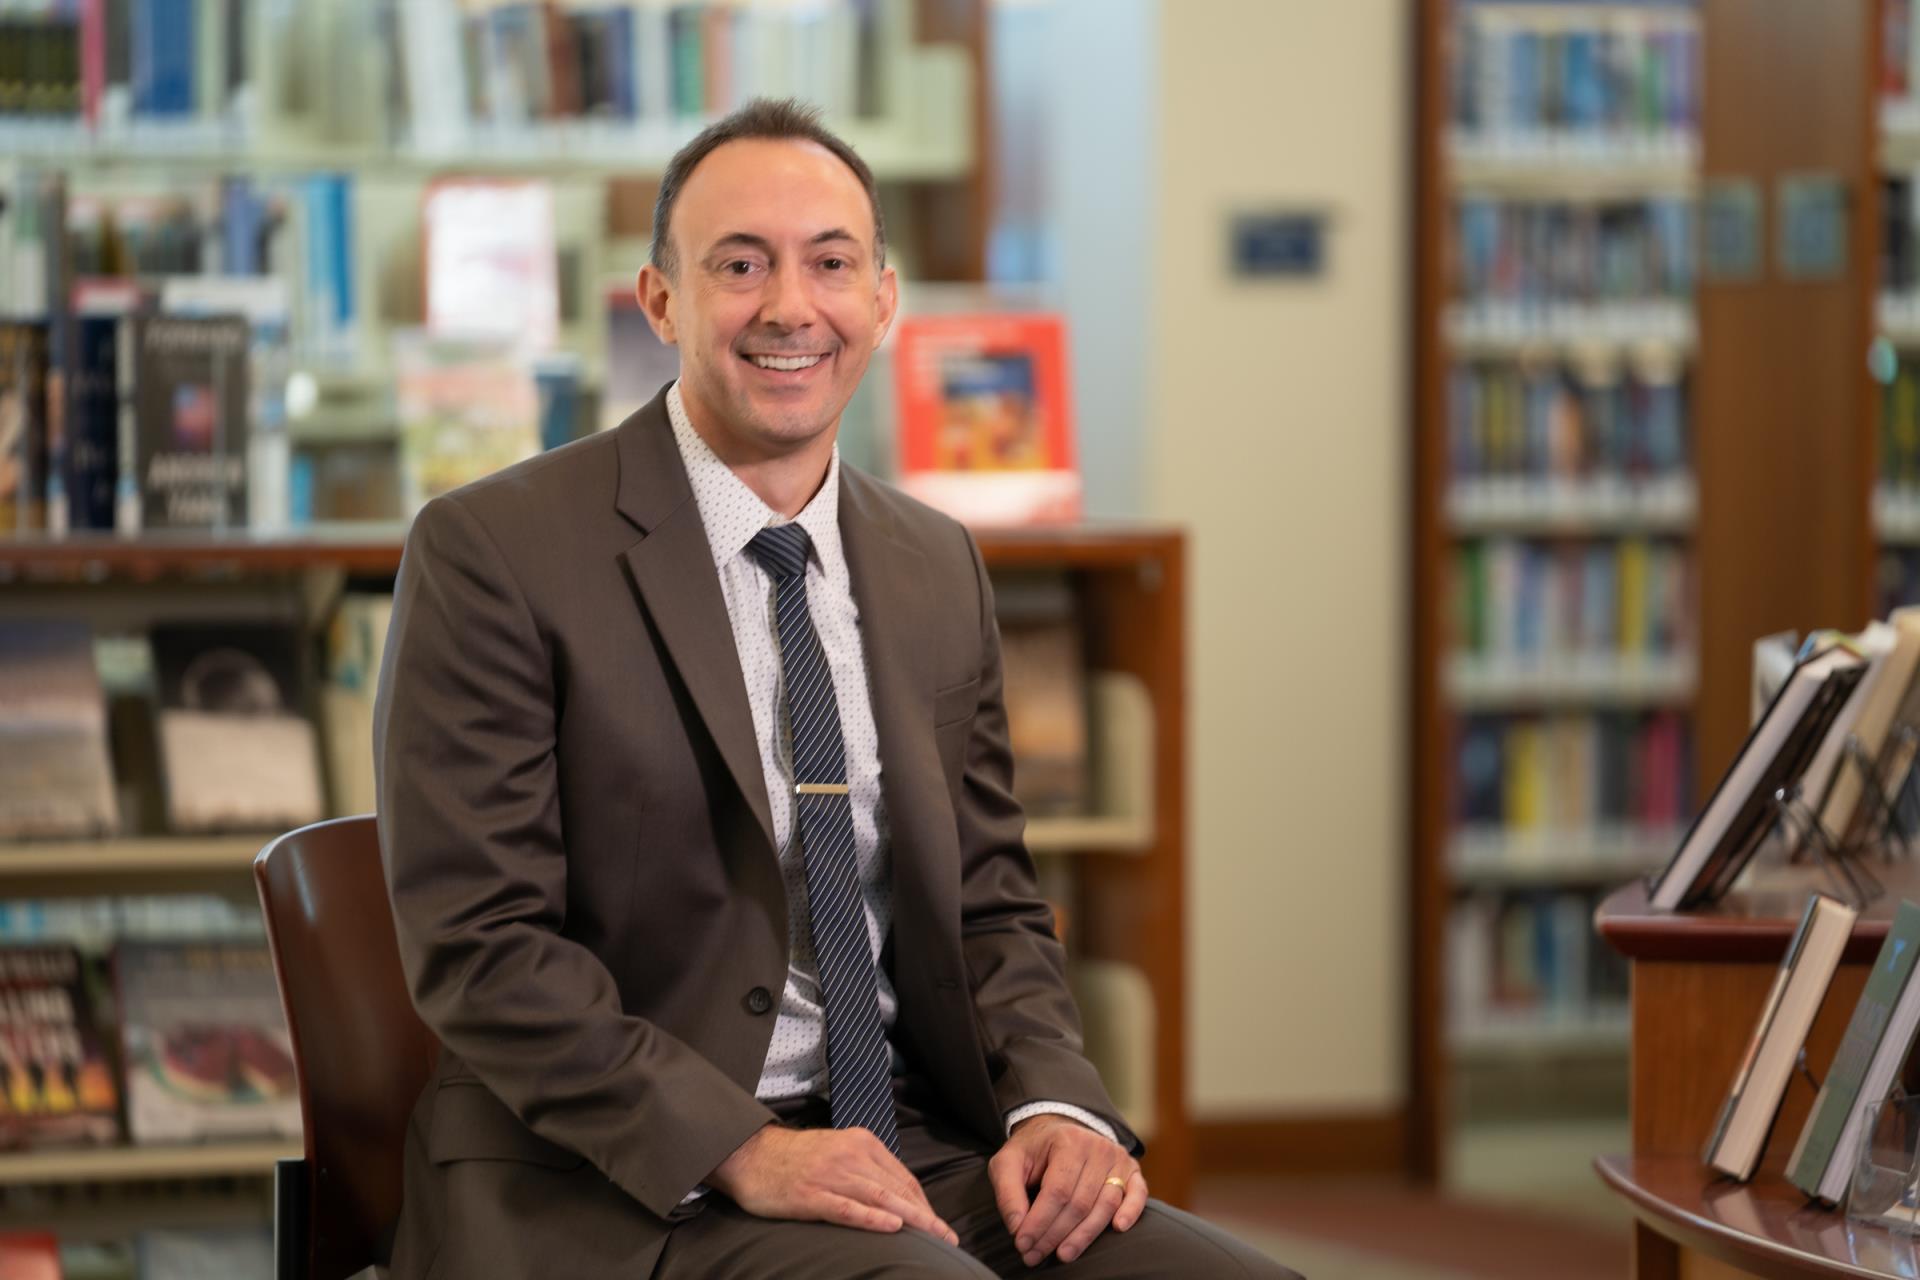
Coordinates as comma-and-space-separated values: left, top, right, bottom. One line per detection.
648, 1081, 1299, 1279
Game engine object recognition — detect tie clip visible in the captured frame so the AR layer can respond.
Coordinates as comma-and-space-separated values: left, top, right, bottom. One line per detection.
795, 783, 850, 796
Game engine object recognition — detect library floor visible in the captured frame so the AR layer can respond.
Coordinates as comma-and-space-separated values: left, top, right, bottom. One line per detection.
1195, 1120, 1630, 1280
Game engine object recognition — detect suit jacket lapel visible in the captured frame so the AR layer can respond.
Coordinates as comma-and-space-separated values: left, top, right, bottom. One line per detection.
839, 469, 962, 963
614, 392, 777, 857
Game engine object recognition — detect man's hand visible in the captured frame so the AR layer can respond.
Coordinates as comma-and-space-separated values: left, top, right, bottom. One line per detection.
989, 1113, 1146, 1267
707, 1124, 959, 1246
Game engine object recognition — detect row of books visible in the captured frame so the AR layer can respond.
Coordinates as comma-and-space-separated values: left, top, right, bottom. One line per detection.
1701, 894, 1920, 1211
0, 579, 1099, 843
1456, 711, 1693, 833
401, 0, 901, 151
1446, 2, 1699, 145
1452, 537, 1694, 663
1447, 360, 1688, 486
2, 168, 356, 358
1455, 197, 1695, 311
0, 0, 249, 130
1448, 889, 1630, 1034
1650, 614, 1920, 912
0, 618, 329, 842
0, 0, 907, 149
0, 940, 297, 1153
3, 1229, 272, 1280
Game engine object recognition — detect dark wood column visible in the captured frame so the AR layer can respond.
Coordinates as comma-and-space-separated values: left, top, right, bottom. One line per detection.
1694, 0, 1879, 785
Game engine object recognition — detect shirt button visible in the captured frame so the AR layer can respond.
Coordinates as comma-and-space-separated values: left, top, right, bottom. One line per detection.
745, 987, 773, 1015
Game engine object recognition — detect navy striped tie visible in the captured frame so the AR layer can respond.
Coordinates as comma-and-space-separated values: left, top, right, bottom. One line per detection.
746, 523, 900, 1155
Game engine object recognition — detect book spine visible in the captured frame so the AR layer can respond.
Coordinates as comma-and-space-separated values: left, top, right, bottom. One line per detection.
1788, 901, 1920, 1196
65, 310, 117, 531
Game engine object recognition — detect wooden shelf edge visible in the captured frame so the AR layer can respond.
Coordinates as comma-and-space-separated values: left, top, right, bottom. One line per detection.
1596, 1155, 1892, 1280
0, 836, 267, 879
0, 1140, 297, 1186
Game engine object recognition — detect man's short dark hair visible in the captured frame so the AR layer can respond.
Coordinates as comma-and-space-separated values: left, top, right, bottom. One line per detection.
650, 98, 887, 278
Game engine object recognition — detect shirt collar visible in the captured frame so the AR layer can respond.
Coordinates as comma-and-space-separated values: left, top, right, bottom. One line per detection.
666, 381, 843, 576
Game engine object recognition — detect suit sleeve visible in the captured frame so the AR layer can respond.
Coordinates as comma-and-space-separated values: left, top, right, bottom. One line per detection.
373, 495, 774, 1219
951, 531, 1142, 1155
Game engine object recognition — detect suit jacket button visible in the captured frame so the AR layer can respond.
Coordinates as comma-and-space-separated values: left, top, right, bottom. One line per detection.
745, 987, 773, 1015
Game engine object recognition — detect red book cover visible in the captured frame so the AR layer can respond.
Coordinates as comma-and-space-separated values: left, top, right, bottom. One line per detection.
892, 313, 1081, 526
0, 1234, 60, 1280
80, 0, 105, 128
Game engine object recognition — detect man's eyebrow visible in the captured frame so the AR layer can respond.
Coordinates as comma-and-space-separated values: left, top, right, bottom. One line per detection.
704, 229, 864, 259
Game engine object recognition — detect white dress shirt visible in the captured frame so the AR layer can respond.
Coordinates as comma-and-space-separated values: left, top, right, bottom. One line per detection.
665, 384, 1113, 1142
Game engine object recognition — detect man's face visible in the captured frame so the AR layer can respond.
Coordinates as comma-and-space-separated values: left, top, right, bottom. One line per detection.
638, 138, 897, 460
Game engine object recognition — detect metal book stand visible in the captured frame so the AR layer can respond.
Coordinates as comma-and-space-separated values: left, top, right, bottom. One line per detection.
1771, 728, 1920, 910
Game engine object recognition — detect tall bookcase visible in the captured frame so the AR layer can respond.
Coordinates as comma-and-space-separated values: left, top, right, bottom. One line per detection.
1412, 0, 1879, 1180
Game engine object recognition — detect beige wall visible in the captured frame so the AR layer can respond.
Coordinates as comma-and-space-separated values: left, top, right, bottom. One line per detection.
1150, 0, 1411, 1115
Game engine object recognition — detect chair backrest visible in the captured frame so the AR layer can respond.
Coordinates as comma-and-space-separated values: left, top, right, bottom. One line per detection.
255, 815, 439, 1280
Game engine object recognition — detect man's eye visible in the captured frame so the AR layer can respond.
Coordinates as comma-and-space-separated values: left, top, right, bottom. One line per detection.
820, 257, 847, 271
724, 260, 760, 276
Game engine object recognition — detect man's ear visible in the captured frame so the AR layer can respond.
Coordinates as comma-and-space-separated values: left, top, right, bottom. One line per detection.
872, 264, 899, 352
637, 263, 679, 345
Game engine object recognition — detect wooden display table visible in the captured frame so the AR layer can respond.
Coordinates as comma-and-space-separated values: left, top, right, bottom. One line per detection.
1595, 870, 1920, 1279
1595, 1155, 1918, 1280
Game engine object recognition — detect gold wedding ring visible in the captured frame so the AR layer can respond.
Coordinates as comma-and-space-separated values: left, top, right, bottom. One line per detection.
1104, 1175, 1128, 1190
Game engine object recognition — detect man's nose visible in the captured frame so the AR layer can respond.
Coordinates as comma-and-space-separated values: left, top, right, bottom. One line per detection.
757, 263, 818, 330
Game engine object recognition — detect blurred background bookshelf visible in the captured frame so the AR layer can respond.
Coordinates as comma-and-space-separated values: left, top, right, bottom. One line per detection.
1418, 0, 1706, 1155
1414, 0, 1893, 1182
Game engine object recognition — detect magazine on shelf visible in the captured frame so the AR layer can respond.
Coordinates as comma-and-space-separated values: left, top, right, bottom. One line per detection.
0, 620, 119, 840
393, 330, 542, 514
114, 940, 300, 1145
892, 312, 1080, 526
421, 177, 559, 352
0, 946, 121, 1152
133, 312, 251, 531
149, 622, 324, 834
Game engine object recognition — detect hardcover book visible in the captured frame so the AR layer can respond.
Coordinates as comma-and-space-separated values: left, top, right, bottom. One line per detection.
393, 331, 540, 514
893, 313, 1081, 526
115, 940, 300, 1145
1705, 893, 1859, 1181
0, 946, 121, 1152
0, 620, 119, 840
149, 622, 324, 833
133, 313, 250, 530
1789, 898, 1920, 1202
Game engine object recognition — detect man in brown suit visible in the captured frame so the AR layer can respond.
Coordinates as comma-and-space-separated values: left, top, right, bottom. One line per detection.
375, 99, 1293, 1278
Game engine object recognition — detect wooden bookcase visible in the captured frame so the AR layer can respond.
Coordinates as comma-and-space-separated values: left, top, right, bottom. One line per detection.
0, 523, 1191, 1227
1410, 0, 1880, 1180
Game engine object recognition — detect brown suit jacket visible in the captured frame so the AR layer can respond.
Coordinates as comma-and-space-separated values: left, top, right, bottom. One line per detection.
372, 388, 1135, 1278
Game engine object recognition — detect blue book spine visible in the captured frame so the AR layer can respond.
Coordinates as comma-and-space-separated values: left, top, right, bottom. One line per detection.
132, 0, 196, 117
605, 8, 636, 117
325, 176, 355, 330
221, 177, 263, 275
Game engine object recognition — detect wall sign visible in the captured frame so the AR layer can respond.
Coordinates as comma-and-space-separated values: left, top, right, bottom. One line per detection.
1777, 174, 1849, 281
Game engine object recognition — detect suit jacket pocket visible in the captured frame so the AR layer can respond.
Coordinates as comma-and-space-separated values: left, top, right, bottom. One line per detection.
427, 1081, 588, 1170
932, 676, 981, 729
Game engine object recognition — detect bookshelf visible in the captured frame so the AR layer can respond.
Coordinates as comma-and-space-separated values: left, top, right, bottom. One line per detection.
1417, 0, 1706, 1167
0, 523, 1192, 1222
1413, 0, 1882, 1181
